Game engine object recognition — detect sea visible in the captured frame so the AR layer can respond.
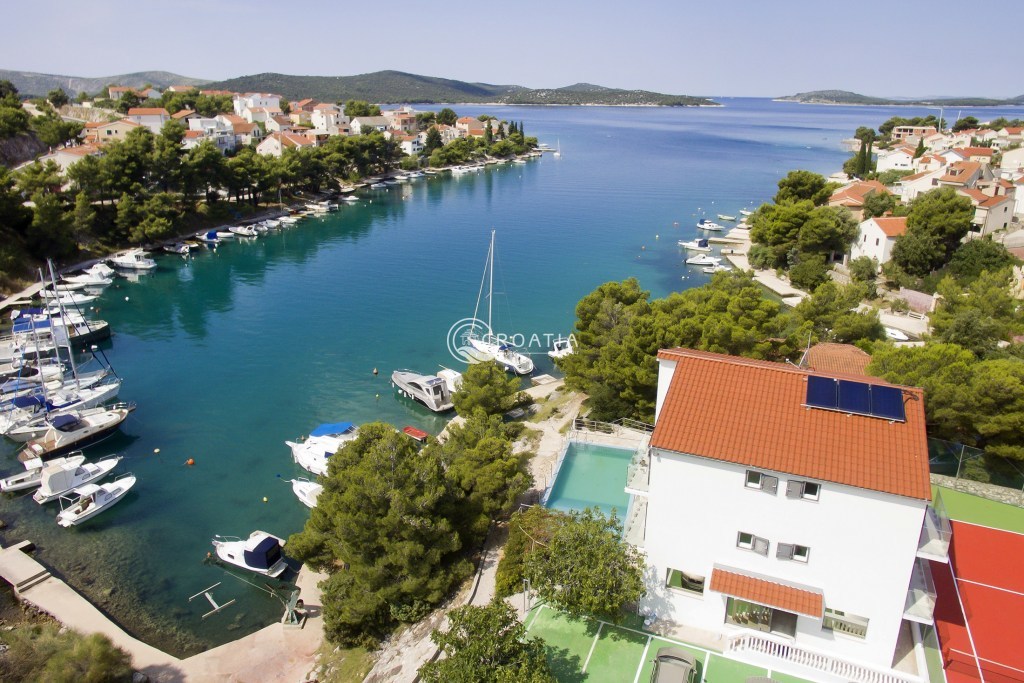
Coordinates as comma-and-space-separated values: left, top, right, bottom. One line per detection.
2, 98, 1021, 656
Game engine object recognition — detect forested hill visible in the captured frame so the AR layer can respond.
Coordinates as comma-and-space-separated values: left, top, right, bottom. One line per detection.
0, 70, 209, 96
202, 70, 715, 106
777, 89, 1024, 107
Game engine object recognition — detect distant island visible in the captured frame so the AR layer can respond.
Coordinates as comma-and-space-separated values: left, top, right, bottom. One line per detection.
0, 68, 714, 107
777, 89, 1024, 107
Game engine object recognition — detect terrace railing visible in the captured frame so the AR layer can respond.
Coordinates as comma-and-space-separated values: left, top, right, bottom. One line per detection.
903, 558, 937, 625
623, 496, 648, 548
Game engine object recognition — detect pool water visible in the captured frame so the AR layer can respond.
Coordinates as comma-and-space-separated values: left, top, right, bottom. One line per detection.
545, 442, 633, 518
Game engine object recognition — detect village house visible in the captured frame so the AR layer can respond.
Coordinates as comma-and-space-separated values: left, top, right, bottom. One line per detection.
999, 147, 1024, 173
934, 160, 990, 189
171, 109, 199, 124
311, 104, 347, 135
634, 348, 945, 682
233, 92, 282, 119
81, 119, 141, 144
186, 117, 236, 153
386, 131, 422, 156
243, 106, 282, 124
922, 131, 951, 151
894, 170, 942, 202
957, 188, 1014, 236
216, 114, 263, 147
994, 126, 1024, 149
891, 125, 936, 144
36, 144, 104, 174
265, 115, 296, 133
255, 131, 317, 157
349, 116, 390, 135
288, 110, 313, 126
125, 107, 170, 133
827, 180, 889, 221
875, 146, 916, 173
948, 147, 995, 165
849, 215, 907, 266
290, 98, 317, 113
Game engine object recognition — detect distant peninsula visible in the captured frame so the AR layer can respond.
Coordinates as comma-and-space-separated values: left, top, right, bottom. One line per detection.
777, 89, 1024, 107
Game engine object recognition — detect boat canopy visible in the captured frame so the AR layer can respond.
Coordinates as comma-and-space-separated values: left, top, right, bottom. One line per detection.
13, 318, 52, 334
12, 395, 47, 409
244, 536, 282, 570
206, 230, 218, 239
310, 422, 354, 437
51, 414, 80, 430
697, 238, 709, 247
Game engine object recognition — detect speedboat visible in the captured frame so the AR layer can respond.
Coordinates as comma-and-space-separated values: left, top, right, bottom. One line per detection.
33, 454, 122, 504
717, 214, 736, 221
62, 263, 116, 287
56, 473, 136, 527
678, 238, 712, 252
18, 403, 134, 462
162, 243, 191, 255
108, 249, 156, 270
885, 327, 910, 341
211, 530, 288, 577
696, 219, 724, 231
196, 230, 219, 244
391, 370, 456, 412
685, 254, 722, 266
402, 426, 429, 443
229, 225, 259, 237
739, 209, 753, 217
0, 453, 86, 493
216, 230, 235, 239
285, 422, 359, 476
43, 291, 99, 310
263, 219, 281, 229
1, 380, 122, 438
340, 195, 359, 203
436, 368, 463, 395
370, 182, 387, 189
289, 478, 323, 509
548, 336, 575, 359
702, 263, 731, 273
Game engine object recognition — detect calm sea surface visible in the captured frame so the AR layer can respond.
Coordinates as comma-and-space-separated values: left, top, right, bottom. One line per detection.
2, 99, 1021, 655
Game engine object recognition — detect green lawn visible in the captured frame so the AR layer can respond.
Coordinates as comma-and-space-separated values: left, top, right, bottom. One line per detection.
934, 485, 1024, 534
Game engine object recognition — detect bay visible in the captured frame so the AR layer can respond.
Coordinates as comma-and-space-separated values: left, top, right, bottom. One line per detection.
1, 98, 1020, 656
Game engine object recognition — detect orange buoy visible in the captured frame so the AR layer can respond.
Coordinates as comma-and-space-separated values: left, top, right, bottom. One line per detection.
186, 458, 195, 466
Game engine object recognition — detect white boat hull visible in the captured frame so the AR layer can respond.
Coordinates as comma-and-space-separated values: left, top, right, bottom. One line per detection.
56, 475, 135, 527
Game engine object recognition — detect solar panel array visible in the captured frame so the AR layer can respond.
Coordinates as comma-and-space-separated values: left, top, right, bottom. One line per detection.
805, 375, 906, 422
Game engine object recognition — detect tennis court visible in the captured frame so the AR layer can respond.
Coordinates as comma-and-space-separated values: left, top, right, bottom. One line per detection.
933, 516, 1024, 682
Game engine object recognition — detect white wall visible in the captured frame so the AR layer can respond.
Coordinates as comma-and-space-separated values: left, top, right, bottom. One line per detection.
640, 449, 927, 670
654, 359, 677, 422
850, 220, 895, 265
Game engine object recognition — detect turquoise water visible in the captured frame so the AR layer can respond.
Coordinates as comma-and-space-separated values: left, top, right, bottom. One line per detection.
2, 99, 1022, 656
544, 442, 634, 519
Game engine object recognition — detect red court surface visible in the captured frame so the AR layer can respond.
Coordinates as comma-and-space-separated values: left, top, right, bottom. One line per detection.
932, 520, 1024, 683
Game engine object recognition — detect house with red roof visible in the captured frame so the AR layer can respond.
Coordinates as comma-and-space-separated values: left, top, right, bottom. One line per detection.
850, 215, 907, 266
875, 146, 916, 173
81, 119, 141, 144
635, 348, 944, 680
934, 160, 989, 189
956, 188, 1014, 236
891, 125, 936, 144
125, 107, 170, 133
827, 180, 890, 221
1000, 147, 1024, 173
37, 144, 104, 174
255, 131, 317, 157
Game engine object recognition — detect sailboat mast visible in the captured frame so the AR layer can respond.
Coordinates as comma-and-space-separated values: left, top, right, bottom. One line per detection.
488, 230, 494, 331
46, 262, 80, 391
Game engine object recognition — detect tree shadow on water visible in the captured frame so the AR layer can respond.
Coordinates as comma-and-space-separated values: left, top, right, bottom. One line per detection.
547, 645, 587, 683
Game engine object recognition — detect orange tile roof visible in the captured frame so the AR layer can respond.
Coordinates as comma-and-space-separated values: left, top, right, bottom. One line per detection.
873, 216, 908, 237
652, 349, 930, 500
171, 109, 196, 119
899, 171, 931, 182
805, 343, 871, 376
127, 108, 169, 116
829, 180, 889, 206
938, 161, 981, 183
954, 147, 994, 157
710, 568, 823, 618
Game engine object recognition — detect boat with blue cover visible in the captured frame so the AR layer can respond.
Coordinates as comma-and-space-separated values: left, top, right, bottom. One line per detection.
285, 421, 359, 476
212, 530, 289, 577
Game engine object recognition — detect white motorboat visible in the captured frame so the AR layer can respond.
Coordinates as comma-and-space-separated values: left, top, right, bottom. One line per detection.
278, 216, 299, 225
685, 254, 722, 266
62, 263, 116, 287
678, 238, 712, 252
43, 291, 99, 310
109, 249, 157, 270
702, 264, 731, 273
340, 195, 359, 203
33, 454, 121, 504
391, 370, 456, 412
263, 219, 281, 229
739, 209, 754, 217
286, 421, 359, 476
0, 357, 64, 383
512, 158, 527, 165
162, 242, 191, 255
211, 530, 288, 577
216, 230, 235, 239
370, 182, 388, 189
289, 478, 323, 509
548, 336, 575, 359
696, 218, 724, 231
196, 230, 219, 244
19, 403, 134, 462
717, 214, 736, 221
1, 380, 122, 437
463, 231, 535, 376
56, 473, 136, 527
228, 225, 259, 237
0, 453, 86, 493
436, 367, 463, 395
885, 327, 910, 342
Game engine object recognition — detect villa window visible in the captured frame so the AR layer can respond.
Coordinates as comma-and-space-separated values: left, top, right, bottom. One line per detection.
777, 543, 810, 563
737, 531, 769, 556
745, 470, 778, 494
786, 480, 820, 501
822, 608, 869, 639
666, 568, 705, 596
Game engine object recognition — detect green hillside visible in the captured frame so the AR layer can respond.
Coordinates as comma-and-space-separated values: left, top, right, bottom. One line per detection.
778, 89, 1022, 107
0, 70, 209, 97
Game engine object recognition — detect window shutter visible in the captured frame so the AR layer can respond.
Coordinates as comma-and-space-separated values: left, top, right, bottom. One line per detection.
786, 480, 803, 499
763, 475, 778, 495
753, 537, 769, 556
777, 543, 795, 560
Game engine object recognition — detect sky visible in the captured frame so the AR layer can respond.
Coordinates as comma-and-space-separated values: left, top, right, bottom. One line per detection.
4, 0, 1023, 99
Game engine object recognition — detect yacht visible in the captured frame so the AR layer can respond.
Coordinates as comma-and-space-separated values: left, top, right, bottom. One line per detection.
33, 454, 122, 504
55, 473, 136, 527
685, 254, 722, 266
1, 380, 122, 438
391, 370, 456, 412
548, 336, 575, 359
696, 219, 724, 232
289, 478, 323, 509
286, 422, 359, 476
0, 453, 86, 493
677, 238, 712, 252
108, 249, 157, 270
211, 530, 288, 577
18, 403, 134, 462
62, 263, 116, 287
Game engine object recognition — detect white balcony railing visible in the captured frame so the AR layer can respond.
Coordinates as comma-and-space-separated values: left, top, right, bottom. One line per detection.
903, 559, 936, 625
623, 497, 647, 548
916, 504, 951, 563
625, 448, 650, 494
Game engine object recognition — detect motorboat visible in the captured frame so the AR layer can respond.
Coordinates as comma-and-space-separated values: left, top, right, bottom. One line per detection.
211, 530, 288, 577
162, 243, 191, 255
108, 249, 156, 270
196, 230, 219, 244
678, 238, 712, 252
702, 264, 731, 273
56, 473, 136, 527
33, 454, 122, 504
340, 195, 359, 203
19, 403, 134, 462
391, 370, 456, 412
402, 426, 429, 443
512, 158, 527, 165
717, 214, 736, 221
10, 309, 111, 346
885, 327, 910, 342
278, 215, 299, 225
548, 336, 575, 359
685, 254, 722, 266
739, 209, 754, 217
229, 225, 259, 237
696, 219, 724, 231
289, 478, 323, 509
285, 422, 359, 476
436, 367, 463, 395
370, 182, 387, 189
1, 380, 122, 438
43, 291, 99, 310
0, 357, 64, 383
216, 230, 235, 239
0, 453, 86, 493
62, 263, 116, 287
263, 219, 280, 229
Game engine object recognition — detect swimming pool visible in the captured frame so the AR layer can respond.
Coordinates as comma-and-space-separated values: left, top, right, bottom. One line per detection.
544, 441, 634, 518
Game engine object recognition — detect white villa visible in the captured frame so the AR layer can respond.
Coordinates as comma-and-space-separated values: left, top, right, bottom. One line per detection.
125, 107, 170, 134
849, 216, 907, 266
628, 348, 947, 682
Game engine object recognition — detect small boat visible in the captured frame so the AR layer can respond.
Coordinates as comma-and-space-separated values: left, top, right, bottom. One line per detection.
289, 478, 323, 509
196, 230, 219, 244
43, 291, 99, 310
108, 249, 157, 270
33, 454, 122, 504
263, 219, 281, 229
553, 139, 561, 158
0, 380, 122, 437
702, 264, 731, 273
228, 225, 259, 237
678, 238, 712, 252
885, 327, 910, 342
216, 230, 235, 239
369, 182, 387, 189
739, 209, 753, 217
340, 195, 359, 203
211, 530, 288, 577
391, 370, 456, 413
685, 254, 722, 266
696, 219, 724, 232
402, 426, 429, 443
162, 243, 191, 255
286, 422, 359, 476
548, 336, 575, 359
19, 403, 134, 462
512, 158, 527, 165
56, 473, 136, 527
392, 174, 410, 182
0, 453, 86, 493
62, 263, 116, 287
278, 215, 299, 225
717, 214, 736, 221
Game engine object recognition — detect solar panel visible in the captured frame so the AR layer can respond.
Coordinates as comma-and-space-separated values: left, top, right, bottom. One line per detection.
870, 385, 906, 422
805, 376, 907, 422
838, 380, 871, 415
806, 376, 838, 409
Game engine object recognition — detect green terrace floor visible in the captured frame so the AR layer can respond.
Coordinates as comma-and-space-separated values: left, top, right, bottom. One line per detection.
524, 604, 814, 683
934, 484, 1024, 533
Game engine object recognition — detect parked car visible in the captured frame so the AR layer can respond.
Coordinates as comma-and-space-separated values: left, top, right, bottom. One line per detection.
651, 646, 697, 682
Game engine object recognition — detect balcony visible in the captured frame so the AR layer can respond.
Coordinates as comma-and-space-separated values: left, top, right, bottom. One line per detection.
903, 558, 936, 625
625, 448, 650, 495
623, 497, 647, 548
916, 502, 951, 563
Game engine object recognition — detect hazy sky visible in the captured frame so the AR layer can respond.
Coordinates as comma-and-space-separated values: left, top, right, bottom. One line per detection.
4, 0, 1022, 98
